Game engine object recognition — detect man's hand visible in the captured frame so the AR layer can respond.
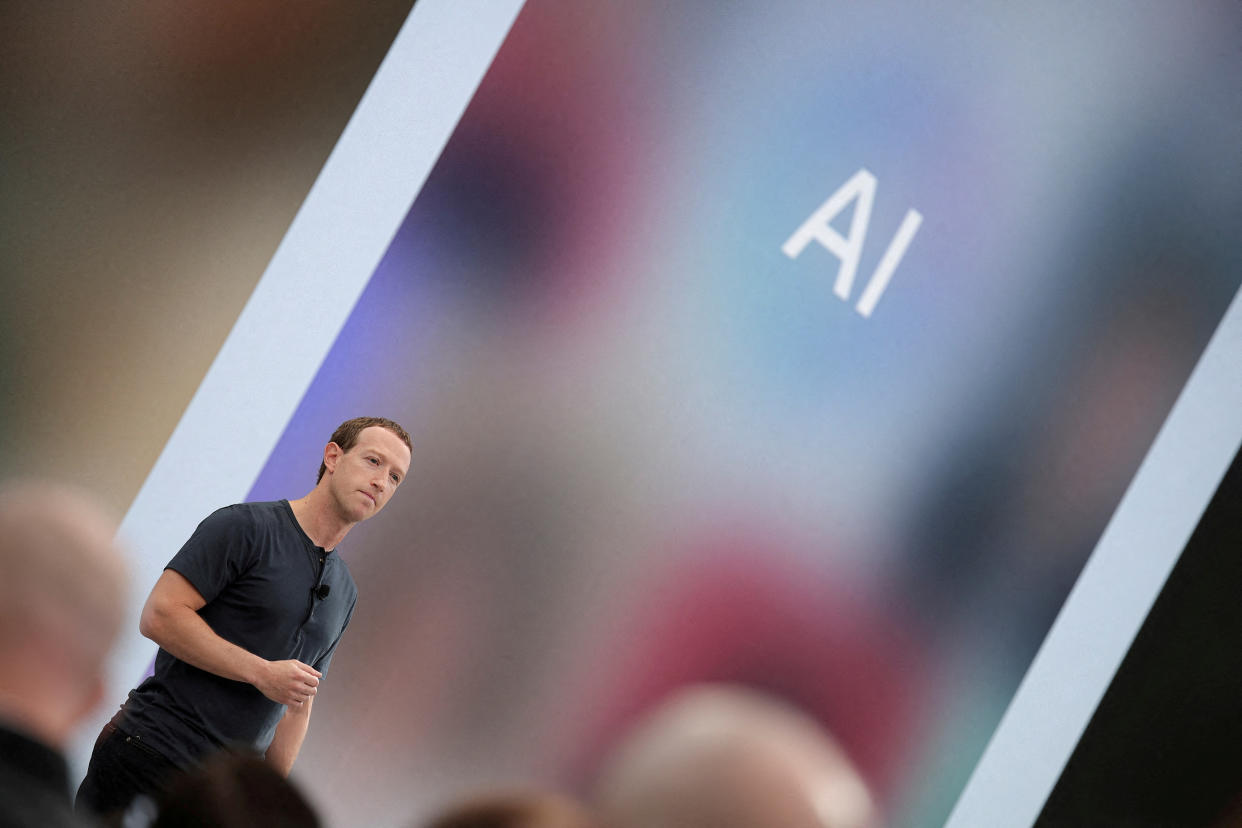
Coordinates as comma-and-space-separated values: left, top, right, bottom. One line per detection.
255, 659, 322, 707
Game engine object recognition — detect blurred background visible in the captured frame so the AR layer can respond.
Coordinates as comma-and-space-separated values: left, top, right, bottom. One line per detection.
5, 2, 1242, 827
0, 0, 415, 515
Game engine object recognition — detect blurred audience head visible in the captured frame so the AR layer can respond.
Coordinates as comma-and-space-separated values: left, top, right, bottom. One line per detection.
422, 790, 600, 828
0, 480, 129, 749
150, 753, 320, 828
592, 683, 882, 828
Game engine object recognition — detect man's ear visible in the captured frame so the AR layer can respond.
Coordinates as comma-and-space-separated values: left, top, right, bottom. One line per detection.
322, 441, 344, 475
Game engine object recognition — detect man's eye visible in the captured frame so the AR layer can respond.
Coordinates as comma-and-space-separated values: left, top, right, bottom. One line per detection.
390, 474, 400, 484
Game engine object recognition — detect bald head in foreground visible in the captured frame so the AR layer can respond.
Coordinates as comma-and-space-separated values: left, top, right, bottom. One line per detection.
0, 482, 129, 827
593, 684, 883, 828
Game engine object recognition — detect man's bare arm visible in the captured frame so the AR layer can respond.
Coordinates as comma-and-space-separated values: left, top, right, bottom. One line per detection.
267, 696, 313, 776
139, 569, 320, 706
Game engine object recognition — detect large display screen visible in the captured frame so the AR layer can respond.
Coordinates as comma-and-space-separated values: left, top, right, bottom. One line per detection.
249, 4, 1242, 826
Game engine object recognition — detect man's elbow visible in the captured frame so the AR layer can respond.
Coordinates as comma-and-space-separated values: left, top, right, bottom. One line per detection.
138, 600, 171, 642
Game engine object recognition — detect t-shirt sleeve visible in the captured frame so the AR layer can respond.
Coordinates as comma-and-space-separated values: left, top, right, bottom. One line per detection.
165, 506, 259, 604
312, 595, 356, 679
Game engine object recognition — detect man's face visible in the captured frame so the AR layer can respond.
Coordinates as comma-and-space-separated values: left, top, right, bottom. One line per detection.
324, 426, 412, 523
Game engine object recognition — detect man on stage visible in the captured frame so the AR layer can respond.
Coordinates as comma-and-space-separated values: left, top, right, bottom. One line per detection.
76, 416, 412, 818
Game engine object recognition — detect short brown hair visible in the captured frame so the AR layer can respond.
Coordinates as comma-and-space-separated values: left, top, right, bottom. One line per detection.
317, 416, 411, 483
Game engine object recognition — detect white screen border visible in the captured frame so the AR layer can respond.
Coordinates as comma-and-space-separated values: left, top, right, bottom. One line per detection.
946, 287, 1242, 827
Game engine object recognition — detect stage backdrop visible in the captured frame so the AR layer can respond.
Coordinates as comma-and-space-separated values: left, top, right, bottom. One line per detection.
5, 3, 1242, 828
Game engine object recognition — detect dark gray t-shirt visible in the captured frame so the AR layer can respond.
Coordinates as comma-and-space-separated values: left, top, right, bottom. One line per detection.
121, 500, 357, 768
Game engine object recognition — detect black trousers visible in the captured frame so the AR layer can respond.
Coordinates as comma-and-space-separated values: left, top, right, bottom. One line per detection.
75, 713, 182, 820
